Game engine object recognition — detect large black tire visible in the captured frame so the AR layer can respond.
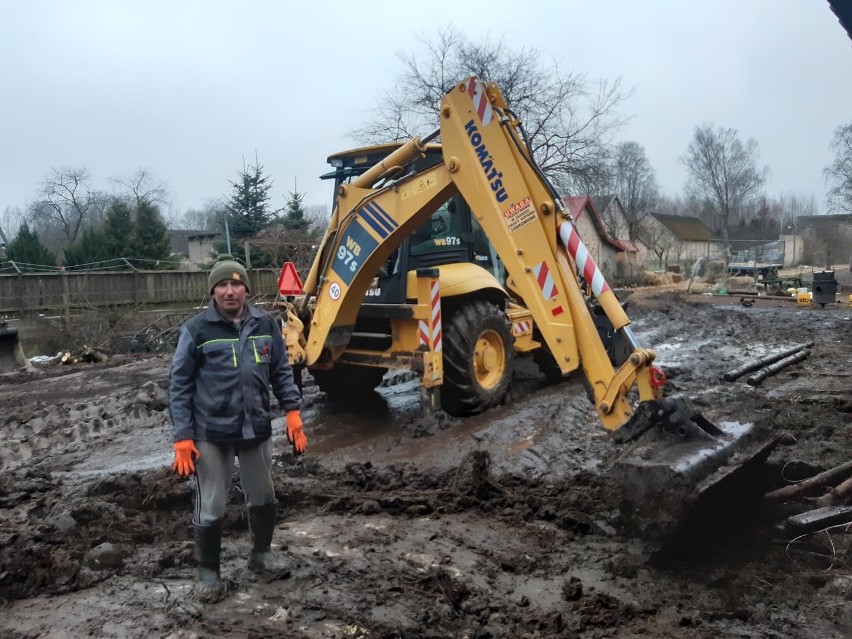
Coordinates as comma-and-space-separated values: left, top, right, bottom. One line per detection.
311, 364, 387, 400
441, 301, 514, 416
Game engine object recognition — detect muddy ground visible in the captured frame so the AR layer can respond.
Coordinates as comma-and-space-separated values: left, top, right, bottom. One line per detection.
1, 275, 851, 638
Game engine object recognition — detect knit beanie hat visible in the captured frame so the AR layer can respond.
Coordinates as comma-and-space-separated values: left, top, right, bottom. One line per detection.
208, 255, 250, 293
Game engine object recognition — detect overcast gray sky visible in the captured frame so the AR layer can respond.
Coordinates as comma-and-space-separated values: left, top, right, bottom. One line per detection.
2, 1, 851, 224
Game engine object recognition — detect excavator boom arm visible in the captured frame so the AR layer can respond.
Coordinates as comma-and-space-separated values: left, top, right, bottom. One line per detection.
439, 78, 650, 429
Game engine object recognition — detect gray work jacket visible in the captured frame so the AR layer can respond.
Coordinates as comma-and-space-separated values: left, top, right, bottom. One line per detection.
169, 302, 301, 442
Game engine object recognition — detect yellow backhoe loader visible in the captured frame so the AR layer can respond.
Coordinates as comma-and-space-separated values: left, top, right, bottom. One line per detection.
279, 77, 784, 538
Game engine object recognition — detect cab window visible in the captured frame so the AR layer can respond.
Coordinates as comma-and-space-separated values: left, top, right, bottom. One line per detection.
410, 200, 463, 256
470, 216, 506, 285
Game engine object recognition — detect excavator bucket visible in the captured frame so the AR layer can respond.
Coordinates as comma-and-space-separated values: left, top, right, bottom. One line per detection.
612, 394, 790, 545
0, 323, 27, 373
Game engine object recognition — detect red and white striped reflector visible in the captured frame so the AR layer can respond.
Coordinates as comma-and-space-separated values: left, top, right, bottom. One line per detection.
430, 280, 442, 352
532, 261, 559, 299
464, 77, 494, 126
558, 221, 611, 298
418, 320, 430, 349
512, 320, 531, 336
418, 281, 443, 352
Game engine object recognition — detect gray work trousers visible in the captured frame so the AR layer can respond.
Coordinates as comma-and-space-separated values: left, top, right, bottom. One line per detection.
193, 438, 276, 525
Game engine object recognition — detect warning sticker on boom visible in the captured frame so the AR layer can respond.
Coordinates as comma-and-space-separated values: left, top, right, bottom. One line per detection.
503, 197, 536, 233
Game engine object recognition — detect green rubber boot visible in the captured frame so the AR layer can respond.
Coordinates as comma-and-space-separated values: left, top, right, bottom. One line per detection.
192, 520, 225, 601
247, 502, 291, 579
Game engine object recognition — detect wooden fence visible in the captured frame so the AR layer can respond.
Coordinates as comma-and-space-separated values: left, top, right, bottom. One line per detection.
0, 269, 281, 313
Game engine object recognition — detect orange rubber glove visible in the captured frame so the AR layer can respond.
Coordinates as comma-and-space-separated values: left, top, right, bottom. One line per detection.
172, 439, 200, 476
286, 410, 307, 455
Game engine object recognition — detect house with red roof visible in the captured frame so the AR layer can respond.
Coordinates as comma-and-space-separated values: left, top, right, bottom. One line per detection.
591, 195, 630, 241
562, 195, 641, 280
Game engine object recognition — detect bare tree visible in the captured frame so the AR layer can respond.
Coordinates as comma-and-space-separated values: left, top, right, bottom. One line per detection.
681, 124, 767, 262
27, 167, 106, 245
800, 219, 852, 268
171, 199, 226, 231
606, 141, 658, 239
112, 168, 170, 209
249, 229, 318, 275
774, 191, 817, 233
1, 205, 25, 246
174, 208, 214, 231
752, 196, 773, 235
636, 218, 675, 269
243, 202, 329, 274
655, 193, 689, 217
353, 26, 631, 194
305, 204, 330, 228
740, 196, 785, 237
655, 192, 718, 233
825, 123, 852, 213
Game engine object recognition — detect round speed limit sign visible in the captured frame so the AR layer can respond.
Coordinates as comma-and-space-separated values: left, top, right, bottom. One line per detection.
329, 282, 341, 300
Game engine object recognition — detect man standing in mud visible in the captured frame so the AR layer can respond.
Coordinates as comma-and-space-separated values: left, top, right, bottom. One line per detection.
168, 255, 307, 598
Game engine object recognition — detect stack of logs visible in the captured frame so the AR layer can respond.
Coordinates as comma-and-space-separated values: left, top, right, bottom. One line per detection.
60, 346, 109, 365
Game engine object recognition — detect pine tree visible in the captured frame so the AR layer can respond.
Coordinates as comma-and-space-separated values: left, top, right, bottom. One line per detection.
226, 161, 274, 240
5, 222, 56, 271
214, 160, 278, 268
103, 201, 134, 261
130, 201, 171, 267
281, 190, 309, 231
63, 227, 111, 268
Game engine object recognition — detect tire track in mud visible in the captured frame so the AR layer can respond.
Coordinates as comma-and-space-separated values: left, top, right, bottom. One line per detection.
0, 391, 164, 472
0, 357, 171, 474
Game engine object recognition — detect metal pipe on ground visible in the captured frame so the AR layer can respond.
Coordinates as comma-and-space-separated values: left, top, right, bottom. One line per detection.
746, 349, 811, 386
722, 341, 815, 382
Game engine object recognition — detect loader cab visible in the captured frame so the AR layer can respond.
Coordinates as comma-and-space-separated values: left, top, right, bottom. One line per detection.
321, 144, 506, 304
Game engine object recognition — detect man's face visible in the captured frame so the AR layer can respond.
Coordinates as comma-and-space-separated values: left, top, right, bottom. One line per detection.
212, 279, 247, 317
